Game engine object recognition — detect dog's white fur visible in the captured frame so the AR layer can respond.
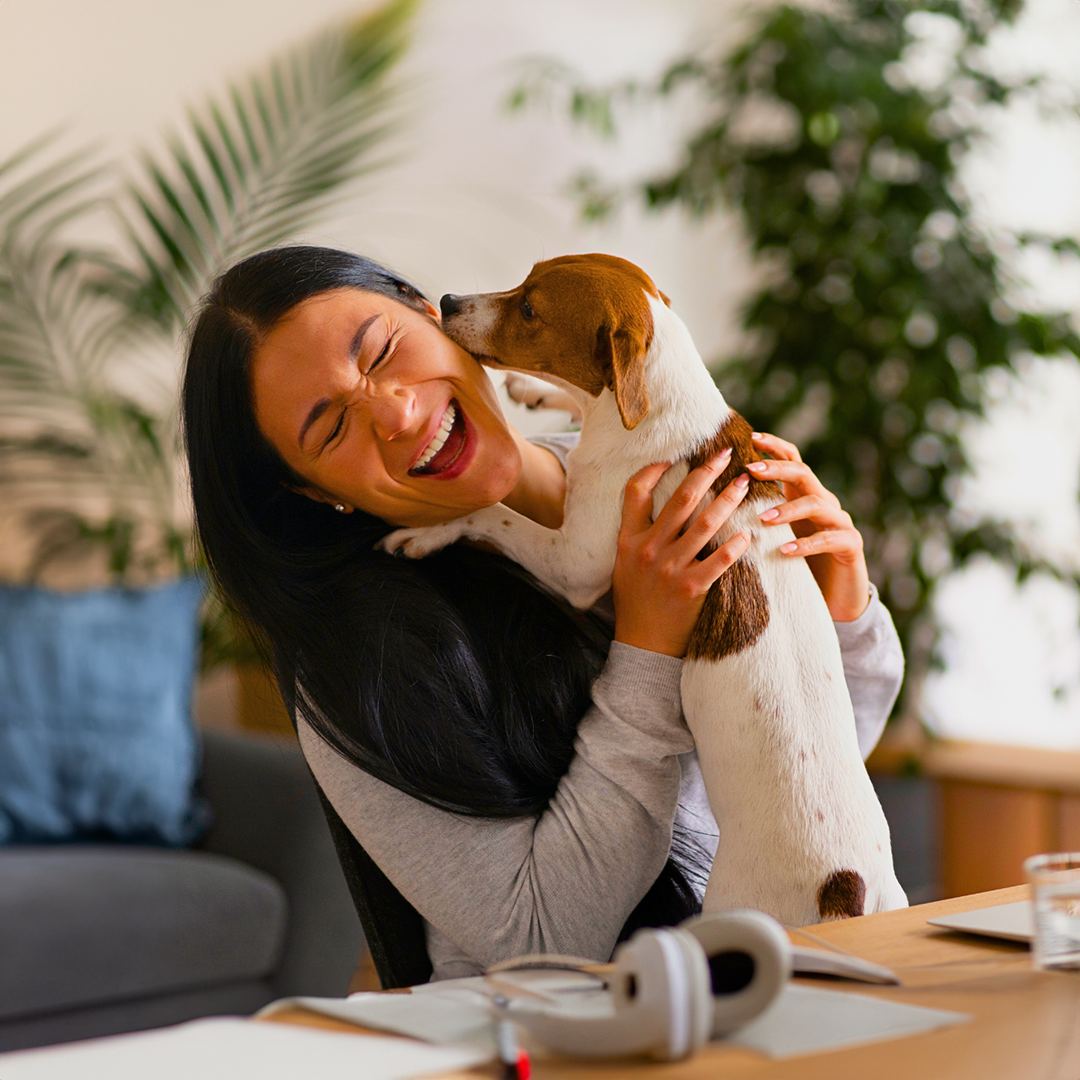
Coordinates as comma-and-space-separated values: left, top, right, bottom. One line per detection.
504, 371, 583, 423
382, 288, 907, 926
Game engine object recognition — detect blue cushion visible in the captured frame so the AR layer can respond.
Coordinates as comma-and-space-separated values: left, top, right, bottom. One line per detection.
0, 577, 209, 845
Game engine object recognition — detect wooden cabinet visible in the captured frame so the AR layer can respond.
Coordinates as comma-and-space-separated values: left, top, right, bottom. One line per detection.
928, 741, 1080, 897
871, 737, 1080, 898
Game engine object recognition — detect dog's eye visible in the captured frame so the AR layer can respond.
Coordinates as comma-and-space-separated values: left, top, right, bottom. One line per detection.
520, 297, 534, 320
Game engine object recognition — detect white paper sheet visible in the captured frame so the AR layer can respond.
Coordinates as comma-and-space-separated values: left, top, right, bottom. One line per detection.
261, 969, 612, 1054
283, 990, 499, 1052
0, 1016, 490, 1080
275, 977, 971, 1062
728, 983, 971, 1058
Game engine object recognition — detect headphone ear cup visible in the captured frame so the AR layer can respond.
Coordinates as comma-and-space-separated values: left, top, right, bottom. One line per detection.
610, 927, 710, 1060
504, 927, 711, 1062
680, 910, 792, 1036
667, 927, 715, 1055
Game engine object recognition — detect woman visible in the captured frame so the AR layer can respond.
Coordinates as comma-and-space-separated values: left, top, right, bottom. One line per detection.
183, 246, 903, 982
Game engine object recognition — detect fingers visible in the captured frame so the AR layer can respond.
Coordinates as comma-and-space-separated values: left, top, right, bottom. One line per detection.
744, 457, 839, 505
650, 448, 732, 539
679, 472, 750, 554
751, 430, 801, 462
757, 494, 852, 530
690, 529, 752, 591
778, 528, 864, 561
621, 462, 671, 535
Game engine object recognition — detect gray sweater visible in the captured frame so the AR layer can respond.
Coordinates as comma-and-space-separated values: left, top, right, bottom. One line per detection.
298, 436, 905, 980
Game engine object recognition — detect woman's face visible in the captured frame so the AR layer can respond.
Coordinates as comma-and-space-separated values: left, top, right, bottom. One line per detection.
250, 287, 522, 527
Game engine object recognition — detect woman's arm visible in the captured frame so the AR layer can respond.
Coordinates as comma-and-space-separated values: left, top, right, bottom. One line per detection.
299, 640, 693, 972
836, 585, 905, 758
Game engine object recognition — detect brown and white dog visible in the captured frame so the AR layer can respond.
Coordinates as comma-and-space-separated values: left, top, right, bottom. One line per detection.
381, 254, 907, 926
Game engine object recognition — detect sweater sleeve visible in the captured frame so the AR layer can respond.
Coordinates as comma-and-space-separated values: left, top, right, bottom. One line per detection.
298, 641, 692, 971
834, 584, 905, 760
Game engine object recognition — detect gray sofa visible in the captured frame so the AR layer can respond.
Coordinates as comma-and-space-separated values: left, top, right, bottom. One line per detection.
0, 729, 363, 1052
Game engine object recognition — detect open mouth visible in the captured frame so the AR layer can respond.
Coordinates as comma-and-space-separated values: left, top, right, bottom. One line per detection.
410, 400, 468, 476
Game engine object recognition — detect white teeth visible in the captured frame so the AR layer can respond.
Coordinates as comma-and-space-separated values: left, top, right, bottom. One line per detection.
415, 404, 456, 469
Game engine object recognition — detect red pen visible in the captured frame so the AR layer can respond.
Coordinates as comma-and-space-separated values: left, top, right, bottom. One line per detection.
495, 1004, 529, 1080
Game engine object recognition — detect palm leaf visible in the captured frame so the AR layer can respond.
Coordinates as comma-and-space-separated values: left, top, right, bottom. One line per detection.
1, 1, 416, 595
115, 0, 418, 329
0, 135, 123, 414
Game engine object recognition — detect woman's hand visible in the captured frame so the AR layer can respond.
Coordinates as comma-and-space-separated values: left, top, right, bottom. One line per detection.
748, 431, 870, 622
612, 451, 752, 658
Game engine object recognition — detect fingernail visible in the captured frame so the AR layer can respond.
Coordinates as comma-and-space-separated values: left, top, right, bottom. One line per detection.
746, 461, 767, 472
780, 541, 798, 554
751, 432, 763, 439
759, 507, 779, 521
734, 473, 750, 488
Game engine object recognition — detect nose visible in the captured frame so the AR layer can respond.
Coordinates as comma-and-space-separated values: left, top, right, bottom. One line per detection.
440, 293, 463, 319
366, 384, 418, 442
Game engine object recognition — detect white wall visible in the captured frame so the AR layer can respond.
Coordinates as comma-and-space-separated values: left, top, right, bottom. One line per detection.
0, 0, 753, 380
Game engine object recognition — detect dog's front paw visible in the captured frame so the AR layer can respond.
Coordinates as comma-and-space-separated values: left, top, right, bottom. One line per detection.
377, 521, 466, 559
505, 373, 582, 421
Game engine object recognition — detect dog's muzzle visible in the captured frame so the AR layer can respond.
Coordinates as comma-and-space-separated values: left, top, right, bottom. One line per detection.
440, 293, 464, 318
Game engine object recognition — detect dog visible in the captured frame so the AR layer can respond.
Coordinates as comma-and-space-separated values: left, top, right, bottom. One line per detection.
503, 370, 583, 422
380, 254, 907, 926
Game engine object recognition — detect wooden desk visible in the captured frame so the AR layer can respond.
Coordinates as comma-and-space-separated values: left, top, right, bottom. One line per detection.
266, 887, 1080, 1080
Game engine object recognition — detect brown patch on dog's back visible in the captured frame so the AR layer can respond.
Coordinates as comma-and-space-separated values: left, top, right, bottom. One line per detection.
817, 870, 866, 920
688, 411, 781, 503
687, 556, 770, 661
684, 412, 780, 662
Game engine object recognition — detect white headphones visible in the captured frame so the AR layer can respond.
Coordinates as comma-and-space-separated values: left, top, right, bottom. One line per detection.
682, 908, 793, 1036
501, 910, 792, 1061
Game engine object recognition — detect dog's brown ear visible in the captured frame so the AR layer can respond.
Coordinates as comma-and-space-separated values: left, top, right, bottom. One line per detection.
658, 289, 671, 308
596, 324, 651, 430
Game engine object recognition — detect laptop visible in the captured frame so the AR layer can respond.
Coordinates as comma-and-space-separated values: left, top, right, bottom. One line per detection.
926, 900, 1033, 943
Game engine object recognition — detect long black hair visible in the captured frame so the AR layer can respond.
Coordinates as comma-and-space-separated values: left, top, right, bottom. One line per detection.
182, 245, 700, 938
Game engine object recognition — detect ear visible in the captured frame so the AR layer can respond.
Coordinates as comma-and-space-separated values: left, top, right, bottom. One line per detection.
596, 324, 651, 430
658, 290, 671, 308
285, 483, 352, 512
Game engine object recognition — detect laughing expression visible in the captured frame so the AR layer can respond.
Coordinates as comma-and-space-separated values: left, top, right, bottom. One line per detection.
250, 287, 522, 526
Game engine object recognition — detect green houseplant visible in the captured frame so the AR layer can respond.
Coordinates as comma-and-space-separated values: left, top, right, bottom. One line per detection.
512, 0, 1080, 702
0, 0, 418, 668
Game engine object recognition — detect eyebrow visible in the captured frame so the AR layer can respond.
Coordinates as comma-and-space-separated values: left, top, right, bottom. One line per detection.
298, 314, 382, 449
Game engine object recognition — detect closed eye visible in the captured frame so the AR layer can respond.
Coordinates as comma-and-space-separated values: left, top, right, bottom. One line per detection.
366, 335, 393, 373
324, 411, 345, 448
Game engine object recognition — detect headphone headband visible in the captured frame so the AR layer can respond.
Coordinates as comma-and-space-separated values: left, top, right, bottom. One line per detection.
498, 911, 790, 1061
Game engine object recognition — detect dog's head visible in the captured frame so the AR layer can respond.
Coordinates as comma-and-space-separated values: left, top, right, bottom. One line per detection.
439, 253, 670, 430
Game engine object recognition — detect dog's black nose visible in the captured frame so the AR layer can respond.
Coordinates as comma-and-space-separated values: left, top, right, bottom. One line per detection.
440, 293, 463, 319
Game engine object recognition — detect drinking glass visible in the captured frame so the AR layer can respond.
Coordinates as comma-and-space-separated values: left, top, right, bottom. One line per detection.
1025, 852, 1080, 971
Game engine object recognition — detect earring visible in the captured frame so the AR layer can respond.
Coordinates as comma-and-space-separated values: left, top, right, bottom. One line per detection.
334, 503, 346, 513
